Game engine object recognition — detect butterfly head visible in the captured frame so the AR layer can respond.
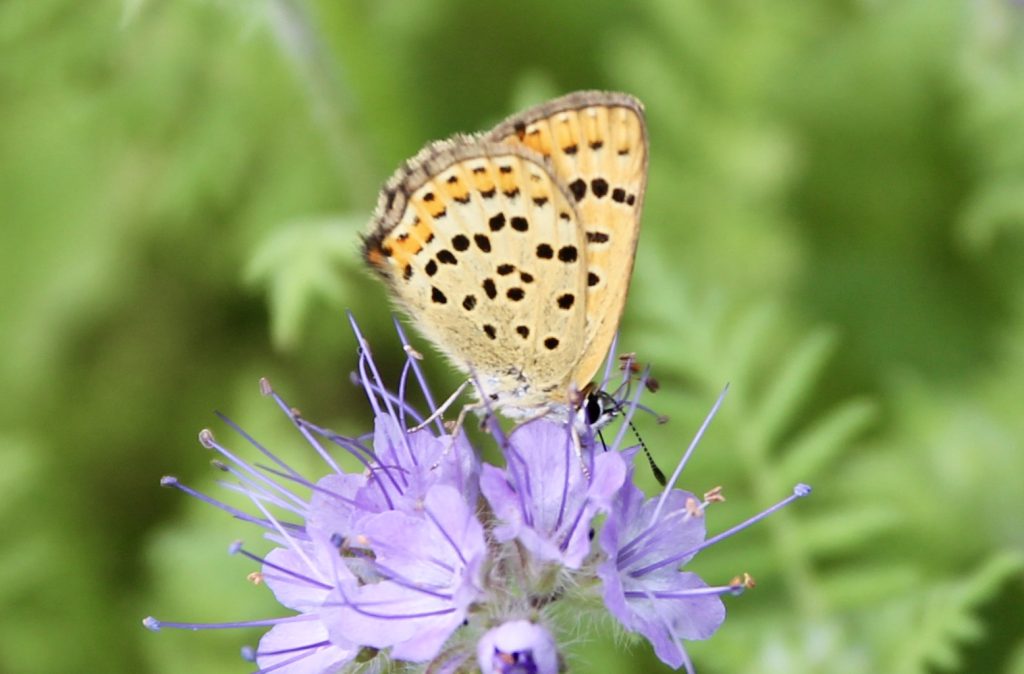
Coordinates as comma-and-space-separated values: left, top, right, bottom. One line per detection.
574, 383, 621, 433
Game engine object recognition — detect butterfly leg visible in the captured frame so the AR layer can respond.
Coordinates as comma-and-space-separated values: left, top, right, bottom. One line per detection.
428, 399, 485, 471
410, 378, 472, 432
569, 423, 593, 481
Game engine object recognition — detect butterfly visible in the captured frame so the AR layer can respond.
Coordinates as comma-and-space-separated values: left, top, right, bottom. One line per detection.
363, 91, 647, 426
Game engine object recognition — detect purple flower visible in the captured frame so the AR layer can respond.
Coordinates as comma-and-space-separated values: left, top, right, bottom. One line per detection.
477, 620, 559, 674
480, 420, 626, 569
255, 544, 358, 673
323, 484, 486, 661
143, 316, 812, 673
597, 481, 724, 670
597, 391, 812, 672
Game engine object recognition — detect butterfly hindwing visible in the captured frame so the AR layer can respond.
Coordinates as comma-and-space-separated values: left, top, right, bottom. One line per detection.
364, 139, 588, 412
487, 91, 648, 389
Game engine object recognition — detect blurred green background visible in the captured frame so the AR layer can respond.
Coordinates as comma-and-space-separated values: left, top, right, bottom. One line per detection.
2, 0, 1023, 672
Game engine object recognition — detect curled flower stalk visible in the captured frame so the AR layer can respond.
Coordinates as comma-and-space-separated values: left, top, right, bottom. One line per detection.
144, 317, 811, 673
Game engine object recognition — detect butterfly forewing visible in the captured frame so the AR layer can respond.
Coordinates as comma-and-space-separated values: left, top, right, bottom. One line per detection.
364, 140, 588, 414
488, 91, 648, 390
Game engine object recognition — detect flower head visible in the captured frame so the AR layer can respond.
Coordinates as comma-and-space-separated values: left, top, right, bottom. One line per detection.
477, 620, 559, 674
144, 316, 811, 673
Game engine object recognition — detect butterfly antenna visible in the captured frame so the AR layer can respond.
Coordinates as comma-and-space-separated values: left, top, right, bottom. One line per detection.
629, 417, 665, 486
597, 427, 610, 453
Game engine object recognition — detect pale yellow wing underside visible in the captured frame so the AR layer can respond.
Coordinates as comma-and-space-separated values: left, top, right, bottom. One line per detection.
364, 91, 647, 418
488, 91, 648, 390
364, 140, 588, 415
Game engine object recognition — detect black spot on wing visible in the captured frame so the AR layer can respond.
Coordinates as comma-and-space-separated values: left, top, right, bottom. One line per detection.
568, 178, 586, 201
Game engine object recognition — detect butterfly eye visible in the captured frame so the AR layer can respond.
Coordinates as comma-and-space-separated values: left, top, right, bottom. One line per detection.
585, 393, 604, 426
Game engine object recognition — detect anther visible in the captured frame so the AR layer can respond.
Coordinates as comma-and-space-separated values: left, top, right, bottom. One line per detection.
259, 377, 272, 396
685, 497, 703, 517
729, 572, 756, 592
160, 476, 178, 487
403, 344, 424, 360
247, 572, 264, 585
198, 429, 216, 448
704, 486, 725, 503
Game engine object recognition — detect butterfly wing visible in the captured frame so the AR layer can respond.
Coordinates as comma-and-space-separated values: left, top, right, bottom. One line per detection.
488, 91, 648, 389
364, 139, 589, 415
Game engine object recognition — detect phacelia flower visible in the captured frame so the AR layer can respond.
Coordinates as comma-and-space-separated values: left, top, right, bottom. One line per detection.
477, 620, 559, 674
144, 316, 811, 673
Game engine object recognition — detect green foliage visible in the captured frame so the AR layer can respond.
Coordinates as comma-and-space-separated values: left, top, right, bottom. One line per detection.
2, 0, 1023, 672
246, 214, 364, 348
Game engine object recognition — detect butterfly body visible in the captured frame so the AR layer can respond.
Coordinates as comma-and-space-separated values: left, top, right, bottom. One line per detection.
364, 91, 647, 421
